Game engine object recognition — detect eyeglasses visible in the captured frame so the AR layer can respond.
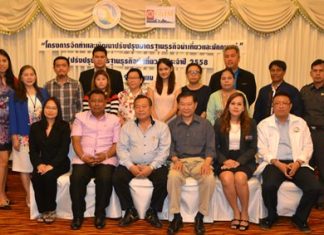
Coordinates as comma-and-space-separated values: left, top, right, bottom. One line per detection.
127, 77, 141, 80
187, 71, 201, 75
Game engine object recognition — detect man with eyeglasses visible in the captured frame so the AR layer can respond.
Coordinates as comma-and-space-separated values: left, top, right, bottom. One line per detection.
181, 63, 211, 118
257, 91, 320, 233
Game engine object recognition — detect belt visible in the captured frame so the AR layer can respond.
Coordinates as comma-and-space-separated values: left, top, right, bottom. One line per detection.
309, 125, 324, 131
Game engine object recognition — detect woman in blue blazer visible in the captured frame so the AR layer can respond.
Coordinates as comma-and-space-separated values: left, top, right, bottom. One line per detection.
214, 92, 257, 231
9, 65, 49, 207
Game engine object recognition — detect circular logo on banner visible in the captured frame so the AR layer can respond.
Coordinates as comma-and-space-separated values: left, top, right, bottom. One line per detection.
93, 0, 121, 29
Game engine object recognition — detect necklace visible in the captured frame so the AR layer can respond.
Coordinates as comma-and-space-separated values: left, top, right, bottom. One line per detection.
27, 92, 37, 112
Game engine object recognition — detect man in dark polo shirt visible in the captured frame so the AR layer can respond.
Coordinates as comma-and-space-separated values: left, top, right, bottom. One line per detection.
79, 45, 124, 95
300, 59, 324, 209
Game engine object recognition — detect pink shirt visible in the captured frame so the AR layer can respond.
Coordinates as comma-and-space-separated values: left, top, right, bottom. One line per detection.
71, 111, 120, 166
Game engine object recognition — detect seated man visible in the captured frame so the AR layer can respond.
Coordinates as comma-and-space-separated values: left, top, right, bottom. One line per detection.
258, 91, 320, 233
113, 95, 171, 228
69, 89, 120, 230
167, 92, 216, 235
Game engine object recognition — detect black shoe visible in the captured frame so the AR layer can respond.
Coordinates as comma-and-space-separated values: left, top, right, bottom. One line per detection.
71, 217, 83, 230
259, 217, 275, 230
315, 202, 324, 210
291, 217, 311, 233
119, 208, 139, 227
94, 216, 106, 229
145, 208, 162, 228
167, 216, 183, 235
194, 217, 205, 235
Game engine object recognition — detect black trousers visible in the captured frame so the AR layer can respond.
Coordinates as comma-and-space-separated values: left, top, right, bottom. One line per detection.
113, 165, 168, 212
69, 164, 115, 218
310, 129, 324, 202
31, 166, 69, 213
262, 164, 320, 223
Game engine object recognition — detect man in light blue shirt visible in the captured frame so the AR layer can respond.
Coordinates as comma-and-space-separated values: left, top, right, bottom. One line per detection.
113, 95, 171, 229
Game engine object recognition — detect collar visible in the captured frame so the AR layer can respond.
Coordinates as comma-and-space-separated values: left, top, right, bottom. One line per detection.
54, 77, 72, 85
135, 116, 155, 126
310, 83, 324, 90
88, 110, 106, 120
176, 114, 200, 126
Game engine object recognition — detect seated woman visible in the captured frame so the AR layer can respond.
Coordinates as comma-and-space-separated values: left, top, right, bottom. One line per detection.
214, 92, 257, 231
29, 97, 70, 223
83, 70, 119, 115
118, 68, 147, 124
207, 68, 249, 125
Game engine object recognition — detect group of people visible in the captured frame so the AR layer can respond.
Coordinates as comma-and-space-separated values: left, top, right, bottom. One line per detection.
0, 45, 323, 234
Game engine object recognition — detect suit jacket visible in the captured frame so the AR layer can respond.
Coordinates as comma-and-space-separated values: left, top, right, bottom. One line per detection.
79, 68, 124, 95
29, 120, 71, 171
9, 88, 49, 136
253, 81, 302, 124
214, 118, 257, 173
209, 68, 256, 105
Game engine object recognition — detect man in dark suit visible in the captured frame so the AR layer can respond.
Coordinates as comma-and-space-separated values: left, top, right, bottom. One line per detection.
209, 45, 256, 105
253, 60, 302, 124
79, 45, 124, 95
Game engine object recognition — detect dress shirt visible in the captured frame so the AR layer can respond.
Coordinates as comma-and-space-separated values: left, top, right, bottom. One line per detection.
169, 114, 216, 159
45, 77, 83, 123
117, 118, 171, 169
71, 111, 120, 165
276, 118, 293, 161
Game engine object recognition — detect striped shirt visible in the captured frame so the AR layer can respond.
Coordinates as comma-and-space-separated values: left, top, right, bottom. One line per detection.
45, 77, 83, 123
83, 94, 119, 115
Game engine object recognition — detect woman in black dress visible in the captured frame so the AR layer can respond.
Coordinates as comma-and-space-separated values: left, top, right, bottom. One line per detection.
214, 92, 257, 231
29, 97, 70, 223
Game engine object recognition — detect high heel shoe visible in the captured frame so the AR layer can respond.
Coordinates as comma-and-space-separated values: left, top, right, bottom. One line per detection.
230, 219, 240, 229
239, 220, 249, 231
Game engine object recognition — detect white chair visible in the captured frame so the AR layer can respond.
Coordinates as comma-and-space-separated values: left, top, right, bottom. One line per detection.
30, 172, 122, 219
213, 177, 266, 224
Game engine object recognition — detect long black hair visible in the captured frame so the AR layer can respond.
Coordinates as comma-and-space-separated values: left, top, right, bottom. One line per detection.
40, 97, 63, 129
0, 49, 15, 89
155, 58, 176, 95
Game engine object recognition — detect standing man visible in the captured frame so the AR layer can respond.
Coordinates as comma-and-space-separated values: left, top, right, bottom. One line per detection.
113, 95, 170, 228
300, 59, 324, 209
253, 60, 302, 124
258, 92, 320, 233
79, 45, 124, 95
209, 45, 256, 106
167, 92, 216, 235
45, 56, 83, 123
69, 89, 120, 230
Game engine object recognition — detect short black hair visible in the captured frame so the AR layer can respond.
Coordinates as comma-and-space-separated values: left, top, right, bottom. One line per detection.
176, 91, 197, 103
186, 62, 202, 74
311, 59, 324, 69
53, 56, 70, 66
126, 68, 144, 83
92, 45, 107, 56
269, 60, 287, 71
134, 94, 152, 106
88, 88, 106, 99
273, 91, 292, 103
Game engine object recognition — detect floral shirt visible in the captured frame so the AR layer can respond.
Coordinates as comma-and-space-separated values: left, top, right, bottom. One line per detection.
118, 85, 148, 121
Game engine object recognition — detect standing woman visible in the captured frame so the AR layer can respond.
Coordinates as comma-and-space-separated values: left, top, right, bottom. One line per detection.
207, 68, 249, 125
118, 68, 147, 124
0, 49, 17, 208
214, 92, 257, 231
29, 97, 70, 223
9, 65, 49, 207
147, 58, 180, 123
181, 62, 211, 118
83, 70, 119, 115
